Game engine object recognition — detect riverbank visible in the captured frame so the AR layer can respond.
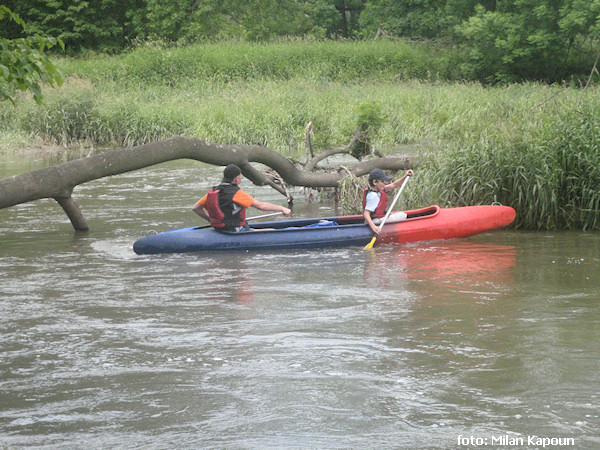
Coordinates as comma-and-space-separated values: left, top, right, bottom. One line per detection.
1, 40, 599, 230
0, 40, 583, 153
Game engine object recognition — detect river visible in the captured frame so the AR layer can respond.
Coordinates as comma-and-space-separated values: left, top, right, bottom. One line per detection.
1, 154, 599, 448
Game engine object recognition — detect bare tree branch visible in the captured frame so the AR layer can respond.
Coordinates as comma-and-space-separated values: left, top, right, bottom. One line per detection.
1, 136, 417, 230
305, 124, 368, 171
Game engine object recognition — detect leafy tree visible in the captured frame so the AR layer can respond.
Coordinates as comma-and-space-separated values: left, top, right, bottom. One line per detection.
558, 0, 600, 60
0, 5, 64, 105
1, 0, 599, 85
359, 0, 499, 39
238, 0, 322, 41
127, 0, 326, 43
127, 0, 228, 43
329, 0, 367, 37
2, 0, 131, 54
360, 0, 449, 39
455, 0, 600, 83
445, 0, 498, 19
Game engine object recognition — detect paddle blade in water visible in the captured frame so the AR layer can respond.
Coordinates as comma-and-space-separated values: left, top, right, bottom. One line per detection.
363, 236, 376, 250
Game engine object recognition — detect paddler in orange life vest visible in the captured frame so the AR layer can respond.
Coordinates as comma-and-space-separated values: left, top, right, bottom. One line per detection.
193, 164, 292, 232
363, 168, 413, 235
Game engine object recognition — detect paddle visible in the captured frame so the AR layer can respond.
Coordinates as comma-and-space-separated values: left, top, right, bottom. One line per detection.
196, 211, 284, 229
246, 211, 284, 221
363, 174, 411, 250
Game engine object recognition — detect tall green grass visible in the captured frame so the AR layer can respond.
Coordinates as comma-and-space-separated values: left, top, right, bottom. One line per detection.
3, 77, 577, 152
1, 40, 599, 230
403, 95, 600, 230
56, 40, 444, 86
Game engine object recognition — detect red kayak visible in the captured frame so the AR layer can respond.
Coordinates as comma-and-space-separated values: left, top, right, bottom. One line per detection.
373, 204, 516, 246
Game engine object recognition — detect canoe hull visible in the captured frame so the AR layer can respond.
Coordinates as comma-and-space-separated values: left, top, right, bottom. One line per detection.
134, 223, 372, 254
133, 205, 515, 255
377, 205, 516, 245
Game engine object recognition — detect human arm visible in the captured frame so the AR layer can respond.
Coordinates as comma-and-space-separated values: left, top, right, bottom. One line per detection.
363, 209, 381, 235
192, 195, 211, 222
363, 191, 381, 234
251, 199, 292, 216
383, 169, 413, 192
232, 189, 292, 216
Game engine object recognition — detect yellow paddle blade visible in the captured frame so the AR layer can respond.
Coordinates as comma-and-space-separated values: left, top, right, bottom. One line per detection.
363, 236, 377, 250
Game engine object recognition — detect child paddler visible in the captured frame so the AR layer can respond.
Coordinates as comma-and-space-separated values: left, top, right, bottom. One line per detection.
363, 168, 413, 235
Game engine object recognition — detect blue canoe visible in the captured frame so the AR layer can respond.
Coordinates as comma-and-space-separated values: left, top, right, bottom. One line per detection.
132, 205, 516, 254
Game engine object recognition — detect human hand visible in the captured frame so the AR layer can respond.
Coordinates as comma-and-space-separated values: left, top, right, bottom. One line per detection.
371, 225, 381, 235
406, 169, 414, 177
282, 207, 292, 216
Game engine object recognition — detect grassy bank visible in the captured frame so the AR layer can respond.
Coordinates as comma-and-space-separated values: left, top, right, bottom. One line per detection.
403, 98, 600, 231
57, 40, 448, 86
1, 40, 599, 230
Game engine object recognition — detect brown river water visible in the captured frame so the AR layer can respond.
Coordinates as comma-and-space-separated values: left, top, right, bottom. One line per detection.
1, 154, 599, 448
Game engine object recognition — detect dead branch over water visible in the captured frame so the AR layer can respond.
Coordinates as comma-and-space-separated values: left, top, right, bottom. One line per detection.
0, 136, 416, 231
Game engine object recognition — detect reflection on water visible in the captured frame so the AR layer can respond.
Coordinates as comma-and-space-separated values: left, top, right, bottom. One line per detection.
1, 159, 599, 448
364, 241, 516, 289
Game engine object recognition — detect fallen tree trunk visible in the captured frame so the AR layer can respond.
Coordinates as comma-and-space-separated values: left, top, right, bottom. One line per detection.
0, 136, 417, 231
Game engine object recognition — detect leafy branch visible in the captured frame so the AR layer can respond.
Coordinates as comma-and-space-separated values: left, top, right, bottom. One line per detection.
0, 5, 65, 105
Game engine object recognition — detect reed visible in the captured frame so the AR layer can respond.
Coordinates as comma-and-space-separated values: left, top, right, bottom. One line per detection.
2, 79, 575, 151
404, 97, 600, 230
1, 40, 598, 230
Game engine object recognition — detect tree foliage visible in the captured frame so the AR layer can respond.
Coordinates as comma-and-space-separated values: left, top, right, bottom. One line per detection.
0, 5, 64, 105
360, 0, 450, 39
455, 0, 600, 83
1, 1, 600, 83
2, 0, 130, 54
